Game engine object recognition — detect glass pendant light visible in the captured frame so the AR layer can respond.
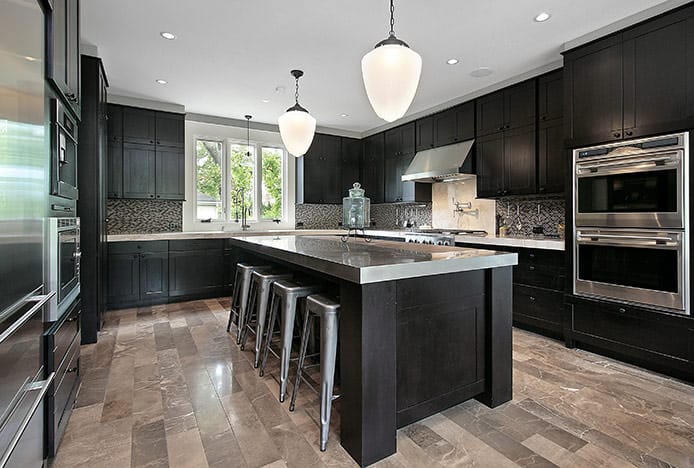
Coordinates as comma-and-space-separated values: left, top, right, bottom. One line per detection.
278, 70, 316, 157
362, 0, 422, 122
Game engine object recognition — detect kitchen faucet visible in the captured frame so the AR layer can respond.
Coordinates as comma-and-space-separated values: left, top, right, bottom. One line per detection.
232, 187, 251, 231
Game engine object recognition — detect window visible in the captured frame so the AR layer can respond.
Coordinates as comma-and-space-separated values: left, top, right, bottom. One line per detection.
194, 138, 286, 223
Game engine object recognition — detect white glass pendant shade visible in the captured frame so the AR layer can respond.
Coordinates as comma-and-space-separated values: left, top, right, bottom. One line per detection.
362, 43, 422, 122
278, 109, 316, 157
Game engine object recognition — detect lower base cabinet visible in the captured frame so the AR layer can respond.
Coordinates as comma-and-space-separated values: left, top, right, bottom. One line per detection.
44, 296, 81, 458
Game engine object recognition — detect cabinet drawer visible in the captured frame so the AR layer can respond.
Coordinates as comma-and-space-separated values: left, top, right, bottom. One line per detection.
514, 263, 565, 290
169, 239, 224, 251
513, 285, 563, 330
108, 240, 168, 254
54, 335, 80, 430
571, 300, 690, 361
518, 249, 565, 268
48, 298, 81, 373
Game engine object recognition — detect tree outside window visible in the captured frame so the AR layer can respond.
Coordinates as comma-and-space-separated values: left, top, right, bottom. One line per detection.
229, 144, 255, 221
195, 140, 223, 220
261, 147, 283, 219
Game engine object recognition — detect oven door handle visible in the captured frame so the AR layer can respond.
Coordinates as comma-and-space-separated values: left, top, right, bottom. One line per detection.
0, 292, 56, 345
576, 153, 680, 175
576, 233, 680, 247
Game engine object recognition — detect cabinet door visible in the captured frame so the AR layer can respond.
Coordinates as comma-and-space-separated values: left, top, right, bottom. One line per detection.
122, 143, 156, 199
505, 80, 536, 130
565, 35, 623, 146
139, 252, 169, 300
415, 116, 434, 151
623, 6, 694, 138
122, 108, 156, 145
107, 105, 122, 143
476, 91, 505, 136
433, 107, 457, 147
65, 0, 80, 118
475, 134, 504, 198
300, 134, 341, 203
384, 156, 402, 203
341, 137, 362, 194
107, 253, 140, 306
155, 112, 185, 147
538, 120, 565, 194
155, 147, 185, 200
504, 125, 536, 196
538, 70, 563, 123
169, 250, 225, 297
107, 141, 123, 198
455, 101, 475, 142
49, 0, 68, 96
361, 134, 385, 204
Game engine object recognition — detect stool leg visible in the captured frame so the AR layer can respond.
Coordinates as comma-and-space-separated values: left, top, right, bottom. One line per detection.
240, 280, 257, 351
253, 282, 272, 368
279, 296, 299, 402
227, 269, 241, 333
236, 275, 252, 344
319, 311, 339, 451
259, 292, 279, 377
289, 308, 312, 410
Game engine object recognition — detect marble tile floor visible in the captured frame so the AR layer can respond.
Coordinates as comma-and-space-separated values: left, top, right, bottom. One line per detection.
52, 298, 694, 468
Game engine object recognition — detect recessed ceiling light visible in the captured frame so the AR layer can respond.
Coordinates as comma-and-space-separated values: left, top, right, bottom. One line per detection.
160, 31, 176, 40
261, 99, 270, 103
275, 86, 286, 94
470, 67, 493, 78
447, 59, 459, 65
155, 79, 168, 84
24, 56, 38, 62
340, 113, 349, 118
534, 12, 551, 22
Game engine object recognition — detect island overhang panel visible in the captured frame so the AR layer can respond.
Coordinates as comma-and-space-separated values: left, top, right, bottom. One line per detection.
227, 235, 517, 466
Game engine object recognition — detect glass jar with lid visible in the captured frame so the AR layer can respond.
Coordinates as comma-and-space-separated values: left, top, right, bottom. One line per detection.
343, 182, 370, 229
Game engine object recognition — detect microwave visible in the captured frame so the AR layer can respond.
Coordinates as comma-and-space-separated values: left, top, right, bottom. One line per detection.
45, 218, 80, 322
50, 99, 79, 202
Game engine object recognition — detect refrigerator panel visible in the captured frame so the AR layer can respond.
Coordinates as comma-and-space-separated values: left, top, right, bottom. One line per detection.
0, 0, 48, 315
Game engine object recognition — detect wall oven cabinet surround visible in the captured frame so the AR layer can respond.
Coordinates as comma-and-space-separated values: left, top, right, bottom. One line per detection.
574, 229, 688, 313
51, 98, 79, 201
574, 133, 688, 230
45, 218, 81, 322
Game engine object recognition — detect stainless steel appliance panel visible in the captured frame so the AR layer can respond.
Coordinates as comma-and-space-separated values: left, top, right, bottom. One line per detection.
45, 218, 80, 322
574, 228, 688, 313
50, 99, 79, 201
573, 133, 688, 229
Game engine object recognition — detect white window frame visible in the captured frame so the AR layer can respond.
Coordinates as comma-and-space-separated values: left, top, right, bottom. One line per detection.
192, 136, 289, 225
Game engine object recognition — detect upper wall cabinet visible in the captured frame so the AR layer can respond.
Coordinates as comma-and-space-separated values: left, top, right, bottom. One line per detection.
296, 133, 342, 204
384, 123, 431, 203
564, 4, 694, 147
476, 81, 535, 137
47, 0, 80, 119
415, 101, 475, 152
341, 137, 362, 195
537, 70, 566, 194
361, 134, 385, 204
122, 108, 157, 145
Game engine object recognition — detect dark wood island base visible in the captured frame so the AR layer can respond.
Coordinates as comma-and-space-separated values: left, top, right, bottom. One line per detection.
228, 236, 516, 466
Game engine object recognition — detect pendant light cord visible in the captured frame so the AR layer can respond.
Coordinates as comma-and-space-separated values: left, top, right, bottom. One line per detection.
245, 115, 251, 157
294, 76, 300, 105
389, 0, 395, 36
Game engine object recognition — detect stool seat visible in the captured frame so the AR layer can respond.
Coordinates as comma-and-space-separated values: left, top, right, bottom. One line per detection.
258, 280, 322, 397
240, 270, 293, 367
227, 263, 271, 342
290, 293, 340, 452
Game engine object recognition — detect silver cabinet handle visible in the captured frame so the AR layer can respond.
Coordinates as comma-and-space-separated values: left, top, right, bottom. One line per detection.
577, 233, 673, 242
0, 292, 55, 345
0, 372, 55, 467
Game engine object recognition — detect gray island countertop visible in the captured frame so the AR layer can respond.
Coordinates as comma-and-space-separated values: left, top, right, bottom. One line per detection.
228, 235, 518, 284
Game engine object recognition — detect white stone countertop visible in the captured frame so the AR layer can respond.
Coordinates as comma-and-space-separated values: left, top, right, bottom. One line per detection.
107, 229, 564, 251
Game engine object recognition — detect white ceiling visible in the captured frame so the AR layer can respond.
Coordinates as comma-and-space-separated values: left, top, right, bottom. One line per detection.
82, 0, 676, 134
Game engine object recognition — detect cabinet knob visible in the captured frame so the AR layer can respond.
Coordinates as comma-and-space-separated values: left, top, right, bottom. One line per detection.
613, 132, 621, 138
498, 126, 504, 131
529, 296, 536, 302
66, 366, 78, 373
156, 195, 161, 198
618, 307, 626, 314
541, 115, 547, 121
625, 130, 633, 137
150, 140, 154, 144
529, 265, 535, 271
539, 186, 546, 192
157, 140, 161, 144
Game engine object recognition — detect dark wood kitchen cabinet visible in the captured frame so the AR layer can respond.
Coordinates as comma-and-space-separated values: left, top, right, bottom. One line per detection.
340, 137, 362, 195
361, 133, 385, 204
537, 70, 566, 194
168, 240, 225, 298
384, 123, 431, 203
476, 125, 536, 198
476, 81, 535, 137
415, 116, 434, 151
47, 0, 81, 119
296, 133, 342, 204
108, 105, 185, 200
564, 3, 694, 147
107, 241, 168, 308
415, 101, 475, 151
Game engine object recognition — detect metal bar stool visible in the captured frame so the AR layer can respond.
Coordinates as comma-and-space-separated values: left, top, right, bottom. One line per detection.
240, 270, 293, 368
289, 294, 340, 452
226, 263, 271, 343
258, 279, 322, 401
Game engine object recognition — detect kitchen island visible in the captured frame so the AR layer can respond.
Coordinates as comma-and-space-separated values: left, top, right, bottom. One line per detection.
229, 235, 518, 466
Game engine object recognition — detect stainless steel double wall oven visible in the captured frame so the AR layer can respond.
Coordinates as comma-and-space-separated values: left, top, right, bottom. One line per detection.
573, 132, 689, 313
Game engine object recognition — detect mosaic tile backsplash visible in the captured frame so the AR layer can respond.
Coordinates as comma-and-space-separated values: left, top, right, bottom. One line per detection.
494, 196, 565, 237
295, 203, 432, 230
106, 199, 183, 234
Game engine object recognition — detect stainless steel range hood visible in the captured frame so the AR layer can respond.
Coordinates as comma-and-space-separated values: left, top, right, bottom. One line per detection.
401, 139, 475, 183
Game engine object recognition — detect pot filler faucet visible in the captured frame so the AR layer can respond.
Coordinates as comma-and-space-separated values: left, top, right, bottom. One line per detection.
233, 187, 251, 231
